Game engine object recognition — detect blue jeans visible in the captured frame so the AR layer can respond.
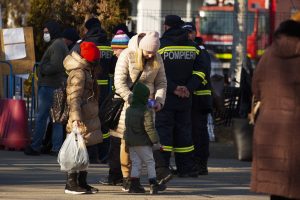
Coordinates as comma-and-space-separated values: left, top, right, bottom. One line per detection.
31, 86, 63, 152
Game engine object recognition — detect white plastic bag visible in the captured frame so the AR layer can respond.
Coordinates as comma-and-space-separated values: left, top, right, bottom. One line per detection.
57, 128, 89, 171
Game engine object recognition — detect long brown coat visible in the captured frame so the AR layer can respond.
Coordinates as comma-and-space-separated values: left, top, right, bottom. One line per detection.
251, 35, 300, 199
63, 52, 102, 146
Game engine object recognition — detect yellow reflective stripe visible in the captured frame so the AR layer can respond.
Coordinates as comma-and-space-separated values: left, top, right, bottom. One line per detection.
215, 53, 232, 59
192, 71, 205, 79
162, 145, 173, 152
97, 46, 113, 52
158, 46, 200, 55
103, 132, 110, 139
193, 90, 212, 96
173, 145, 194, 153
192, 71, 207, 85
97, 79, 109, 85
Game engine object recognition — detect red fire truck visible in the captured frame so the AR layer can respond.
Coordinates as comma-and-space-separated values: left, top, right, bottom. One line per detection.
196, 0, 269, 67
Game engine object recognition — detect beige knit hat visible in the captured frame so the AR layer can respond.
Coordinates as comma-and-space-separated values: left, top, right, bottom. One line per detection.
139, 31, 160, 52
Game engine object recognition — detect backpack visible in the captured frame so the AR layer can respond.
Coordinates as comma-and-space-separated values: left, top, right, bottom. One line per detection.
50, 82, 69, 124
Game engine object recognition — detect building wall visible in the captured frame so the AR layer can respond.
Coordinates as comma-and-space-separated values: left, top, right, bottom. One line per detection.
129, 0, 204, 35
129, 0, 300, 36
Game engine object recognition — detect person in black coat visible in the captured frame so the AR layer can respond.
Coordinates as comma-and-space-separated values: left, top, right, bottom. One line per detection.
155, 15, 207, 177
71, 18, 113, 164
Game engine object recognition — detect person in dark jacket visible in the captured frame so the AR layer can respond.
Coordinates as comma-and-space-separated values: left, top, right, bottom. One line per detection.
112, 23, 135, 38
182, 22, 213, 175
155, 15, 206, 177
62, 27, 80, 50
72, 17, 113, 163
124, 82, 166, 194
24, 20, 69, 156
98, 30, 130, 186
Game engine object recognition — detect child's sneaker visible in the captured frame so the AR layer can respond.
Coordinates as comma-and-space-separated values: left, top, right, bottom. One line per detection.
121, 177, 130, 192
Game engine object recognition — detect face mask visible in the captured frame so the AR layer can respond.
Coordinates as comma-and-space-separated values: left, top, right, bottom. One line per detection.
43, 33, 51, 43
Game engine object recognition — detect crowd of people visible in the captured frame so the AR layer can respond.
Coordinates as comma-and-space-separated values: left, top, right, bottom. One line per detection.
21, 11, 300, 200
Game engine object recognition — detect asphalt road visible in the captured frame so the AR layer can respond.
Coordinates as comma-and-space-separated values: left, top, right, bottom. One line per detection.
0, 149, 268, 200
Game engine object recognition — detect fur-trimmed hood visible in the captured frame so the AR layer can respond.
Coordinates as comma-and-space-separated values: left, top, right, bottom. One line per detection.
63, 51, 92, 72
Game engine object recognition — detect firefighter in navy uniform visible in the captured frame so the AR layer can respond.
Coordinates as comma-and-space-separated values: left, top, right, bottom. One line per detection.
155, 15, 206, 177
182, 22, 212, 175
71, 18, 113, 163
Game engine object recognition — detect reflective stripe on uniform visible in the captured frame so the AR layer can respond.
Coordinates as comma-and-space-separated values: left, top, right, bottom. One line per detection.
158, 46, 200, 55
173, 145, 194, 153
103, 132, 110, 139
97, 46, 113, 52
97, 79, 108, 85
193, 90, 212, 96
161, 145, 194, 153
161, 145, 173, 152
192, 71, 207, 85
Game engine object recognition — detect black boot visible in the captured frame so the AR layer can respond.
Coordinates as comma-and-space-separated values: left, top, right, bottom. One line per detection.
78, 171, 99, 194
177, 165, 199, 178
65, 172, 87, 195
149, 178, 166, 195
156, 167, 173, 185
128, 178, 145, 193
198, 160, 208, 175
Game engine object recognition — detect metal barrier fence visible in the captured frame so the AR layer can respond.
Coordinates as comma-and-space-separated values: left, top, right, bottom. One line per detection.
2, 62, 38, 135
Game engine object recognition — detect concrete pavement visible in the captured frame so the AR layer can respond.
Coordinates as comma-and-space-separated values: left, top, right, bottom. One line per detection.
0, 149, 267, 200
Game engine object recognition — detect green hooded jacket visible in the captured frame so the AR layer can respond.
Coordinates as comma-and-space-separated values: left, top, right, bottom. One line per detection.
124, 82, 159, 146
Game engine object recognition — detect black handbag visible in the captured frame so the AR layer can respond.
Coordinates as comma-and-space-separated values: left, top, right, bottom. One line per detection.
100, 70, 143, 130
232, 118, 253, 161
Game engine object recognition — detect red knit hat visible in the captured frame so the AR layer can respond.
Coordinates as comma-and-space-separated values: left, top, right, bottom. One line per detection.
80, 41, 100, 63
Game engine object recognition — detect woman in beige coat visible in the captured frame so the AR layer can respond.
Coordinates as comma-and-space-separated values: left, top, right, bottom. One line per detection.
251, 19, 300, 200
63, 42, 102, 195
110, 31, 167, 191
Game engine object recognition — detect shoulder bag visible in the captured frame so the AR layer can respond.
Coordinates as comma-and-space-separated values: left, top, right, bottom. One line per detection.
100, 70, 144, 130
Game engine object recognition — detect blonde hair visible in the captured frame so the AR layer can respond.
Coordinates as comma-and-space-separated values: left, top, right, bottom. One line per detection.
135, 48, 160, 71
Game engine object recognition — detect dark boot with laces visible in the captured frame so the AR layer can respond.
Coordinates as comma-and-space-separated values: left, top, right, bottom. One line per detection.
78, 171, 99, 194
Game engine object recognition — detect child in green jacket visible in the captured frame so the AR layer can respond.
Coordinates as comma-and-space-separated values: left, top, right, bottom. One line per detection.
124, 82, 165, 194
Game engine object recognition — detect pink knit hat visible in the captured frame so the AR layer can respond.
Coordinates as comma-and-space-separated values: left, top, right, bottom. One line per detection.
139, 31, 160, 52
